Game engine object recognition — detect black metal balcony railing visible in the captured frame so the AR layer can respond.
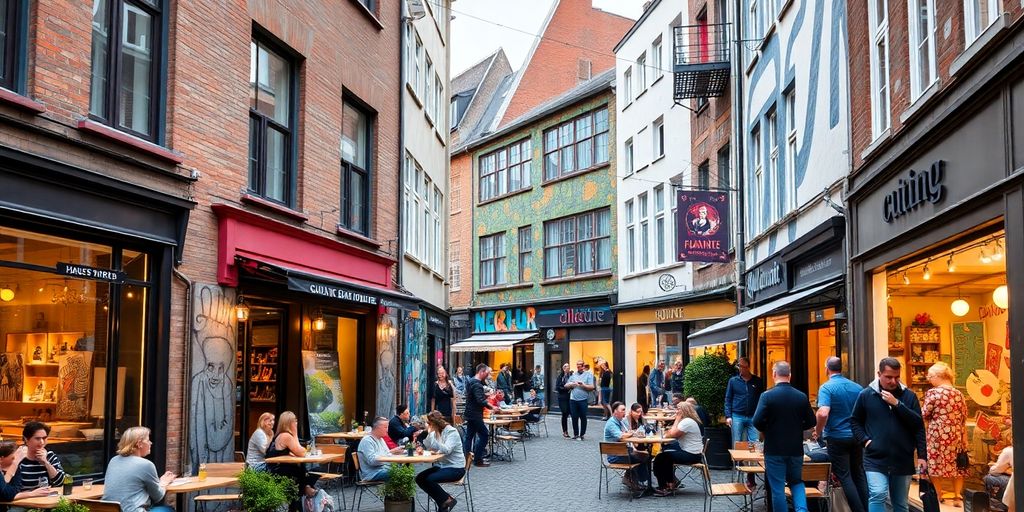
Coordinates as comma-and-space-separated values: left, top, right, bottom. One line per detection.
673, 23, 731, 101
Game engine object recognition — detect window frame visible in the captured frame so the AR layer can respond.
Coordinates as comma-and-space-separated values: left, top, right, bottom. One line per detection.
651, 36, 663, 80
697, 160, 710, 190
907, 0, 937, 100
478, 138, 533, 202
0, 0, 23, 92
868, 0, 891, 138
654, 185, 666, 266
479, 232, 507, 289
639, 192, 649, 271
625, 138, 634, 176
449, 241, 461, 290
637, 52, 647, 92
784, 90, 797, 212
623, 67, 633, 103
248, 34, 298, 207
542, 108, 610, 181
340, 98, 374, 235
625, 198, 636, 273
89, 0, 166, 142
518, 226, 532, 283
717, 144, 731, 189
653, 117, 665, 159
751, 123, 763, 232
767, 107, 780, 223
964, 0, 1000, 44
542, 208, 612, 280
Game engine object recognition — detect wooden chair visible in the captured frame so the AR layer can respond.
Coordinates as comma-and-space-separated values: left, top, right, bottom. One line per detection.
76, 499, 122, 512
698, 458, 751, 512
785, 462, 833, 512
732, 441, 763, 483
351, 452, 385, 510
194, 462, 244, 512
309, 443, 349, 510
234, 450, 245, 463
426, 453, 476, 512
598, 442, 642, 501
495, 420, 527, 461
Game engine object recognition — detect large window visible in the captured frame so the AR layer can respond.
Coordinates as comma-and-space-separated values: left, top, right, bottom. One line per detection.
965, 0, 999, 43
639, 193, 649, 270
248, 37, 294, 205
341, 101, 371, 234
869, 0, 891, 138
544, 108, 610, 181
651, 37, 663, 81
767, 107, 780, 223
479, 233, 506, 288
403, 155, 421, 258
449, 241, 461, 290
518, 226, 532, 283
717, 145, 731, 189
479, 139, 532, 202
654, 185, 666, 265
751, 124, 763, 232
543, 209, 612, 279
626, 199, 636, 273
0, 0, 21, 91
637, 53, 647, 92
697, 160, 710, 190
907, 0, 936, 99
90, 0, 163, 140
784, 90, 797, 212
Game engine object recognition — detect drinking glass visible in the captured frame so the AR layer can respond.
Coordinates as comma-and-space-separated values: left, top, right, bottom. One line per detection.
83, 478, 93, 490
198, 462, 208, 482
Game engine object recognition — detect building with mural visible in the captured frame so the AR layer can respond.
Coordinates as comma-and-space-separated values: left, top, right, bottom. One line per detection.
450, 72, 619, 406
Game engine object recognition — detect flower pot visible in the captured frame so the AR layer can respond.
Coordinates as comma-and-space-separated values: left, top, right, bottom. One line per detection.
384, 498, 414, 512
704, 425, 733, 470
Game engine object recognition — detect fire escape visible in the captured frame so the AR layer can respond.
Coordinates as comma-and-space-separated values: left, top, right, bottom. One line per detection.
673, 23, 731, 105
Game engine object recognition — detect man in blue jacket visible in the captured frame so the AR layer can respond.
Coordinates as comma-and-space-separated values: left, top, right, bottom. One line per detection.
752, 361, 816, 512
851, 357, 927, 512
648, 360, 666, 407
725, 357, 763, 445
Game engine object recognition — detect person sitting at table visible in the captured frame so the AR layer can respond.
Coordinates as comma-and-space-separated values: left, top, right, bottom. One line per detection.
267, 411, 319, 511
652, 402, 704, 496
415, 412, 466, 512
101, 426, 176, 512
388, 404, 424, 445
357, 416, 406, 482
685, 397, 711, 436
300, 485, 333, 512
604, 401, 651, 492
15, 421, 65, 491
0, 442, 56, 502
985, 446, 1013, 511
521, 389, 543, 423
247, 412, 275, 471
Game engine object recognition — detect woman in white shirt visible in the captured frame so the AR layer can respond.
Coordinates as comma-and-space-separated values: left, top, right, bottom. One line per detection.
246, 412, 275, 471
984, 446, 1013, 511
415, 411, 466, 512
652, 402, 704, 496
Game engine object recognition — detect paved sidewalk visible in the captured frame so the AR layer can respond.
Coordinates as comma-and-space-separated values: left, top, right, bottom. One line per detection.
349, 415, 766, 511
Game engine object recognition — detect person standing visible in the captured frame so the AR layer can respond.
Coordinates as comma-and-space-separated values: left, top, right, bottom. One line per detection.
463, 364, 499, 467
649, 361, 666, 408
496, 364, 513, 404
638, 365, 651, 411
430, 366, 456, 422
567, 360, 596, 440
725, 357, 763, 446
668, 361, 685, 400
752, 361, 816, 512
530, 364, 545, 405
452, 366, 467, 398
851, 357, 927, 512
814, 356, 868, 512
598, 360, 613, 420
922, 362, 968, 507
556, 363, 573, 438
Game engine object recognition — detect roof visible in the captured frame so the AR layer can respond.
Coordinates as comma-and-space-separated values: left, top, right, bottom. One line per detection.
452, 72, 515, 153
452, 50, 502, 97
464, 68, 615, 152
613, 0, 663, 53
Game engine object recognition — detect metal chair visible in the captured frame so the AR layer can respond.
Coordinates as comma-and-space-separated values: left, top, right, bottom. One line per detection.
785, 462, 833, 512
525, 407, 548, 438
598, 442, 642, 501
426, 453, 476, 512
234, 450, 245, 463
194, 462, 244, 511
700, 439, 752, 512
494, 420, 527, 461
309, 443, 349, 510
351, 452, 385, 510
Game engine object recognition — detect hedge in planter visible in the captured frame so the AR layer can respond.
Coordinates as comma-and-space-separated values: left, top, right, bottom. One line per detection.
683, 352, 736, 426
239, 466, 299, 512
382, 462, 417, 502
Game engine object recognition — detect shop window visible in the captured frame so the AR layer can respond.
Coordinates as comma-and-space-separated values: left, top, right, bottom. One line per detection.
569, 340, 614, 375
754, 314, 790, 389
248, 36, 295, 206
0, 0, 21, 92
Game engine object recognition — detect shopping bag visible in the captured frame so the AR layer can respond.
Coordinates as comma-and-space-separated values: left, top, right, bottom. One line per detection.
830, 485, 852, 512
919, 477, 941, 512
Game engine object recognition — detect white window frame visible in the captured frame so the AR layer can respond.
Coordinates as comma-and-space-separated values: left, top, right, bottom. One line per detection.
414, 34, 424, 98
435, 74, 445, 132
767, 108, 779, 223
425, 55, 434, 120
637, 53, 647, 92
625, 199, 635, 273
653, 117, 664, 158
623, 68, 633, 103
449, 241, 460, 290
907, 0, 937, 100
751, 124, 763, 232
652, 37, 663, 80
639, 192, 649, 270
868, 0, 891, 138
403, 154, 416, 255
784, 90, 798, 212
654, 185, 665, 266
965, 0, 1000, 44
433, 186, 443, 270
625, 138, 634, 175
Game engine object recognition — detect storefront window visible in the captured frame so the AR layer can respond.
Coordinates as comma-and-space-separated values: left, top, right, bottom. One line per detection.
657, 331, 681, 366
569, 340, 613, 372
689, 341, 739, 364
310, 313, 360, 427
755, 314, 790, 389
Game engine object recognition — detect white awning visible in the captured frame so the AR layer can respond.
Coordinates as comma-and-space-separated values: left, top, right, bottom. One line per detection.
449, 332, 539, 352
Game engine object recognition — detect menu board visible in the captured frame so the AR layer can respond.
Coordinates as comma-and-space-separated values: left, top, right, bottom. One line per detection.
951, 322, 985, 387
301, 350, 345, 436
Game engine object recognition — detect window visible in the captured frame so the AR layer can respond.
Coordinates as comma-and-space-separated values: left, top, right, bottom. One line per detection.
449, 241, 461, 290
0, 0, 21, 91
697, 161, 710, 190
405, 24, 415, 88
577, 58, 592, 81
543, 209, 612, 279
479, 138, 532, 202
907, 0, 936, 99
717, 145, 731, 189
543, 108, 610, 181
767, 107, 780, 222
623, 68, 633, 103
626, 199, 636, 273
433, 187, 442, 268
751, 124, 762, 231
414, 35, 423, 97
651, 37, 663, 80
403, 154, 418, 255
518, 226, 532, 282
637, 53, 647, 92
639, 193, 649, 270
449, 99, 458, 128
868, 0, 890, 137
965, 0, 999, 43
654, 185, 666, 265
435, 74, 445, 131
248, 37, 295, 205
425, 56, 434, 119
357, 0, 376, 13
341, 101, 372, 234
422, 172, 431, 262
479, 233, 507, 288
624, 138, 634, 176
90, 0, 163, 140
748, 0, 761, 41
450, 184, 461, 213
653, 118, 665, 159
784, 90, 797, 212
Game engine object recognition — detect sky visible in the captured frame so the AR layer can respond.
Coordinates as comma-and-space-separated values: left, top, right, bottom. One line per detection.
449, 0, 647, 76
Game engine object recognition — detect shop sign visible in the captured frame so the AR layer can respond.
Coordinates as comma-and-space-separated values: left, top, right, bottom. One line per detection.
56, 262, 126, 284
881, 160, 945, 223
473, 307, 537, 333
535, 305, 613, 328
426, 314, 447, 328
286, 275, 419, 311
744, 257, 786, 302
792, 245, 845, 290
655, 307, 686, 321
676, 190, 731, 263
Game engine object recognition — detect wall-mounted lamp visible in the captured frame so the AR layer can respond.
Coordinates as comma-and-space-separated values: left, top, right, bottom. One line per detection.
312, 309, 327, 331
377, 316, 396, 340
235, 294, 250, 322
0, 285, 14, 302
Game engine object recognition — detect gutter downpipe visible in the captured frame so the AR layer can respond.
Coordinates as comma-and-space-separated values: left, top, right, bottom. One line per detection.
172, 268, 193, 473
731, 0, 748, 355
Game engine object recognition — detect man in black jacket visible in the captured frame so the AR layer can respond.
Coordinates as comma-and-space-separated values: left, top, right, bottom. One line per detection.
463, 364, 499, 467
850, 357, 927, 512
752, 361, 815, 512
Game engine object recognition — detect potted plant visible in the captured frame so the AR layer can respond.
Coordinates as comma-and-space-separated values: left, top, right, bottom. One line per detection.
684, 352, 737, 469
29, 498, 88, 512
382, 463, 416, 512
238, 467, 299, 512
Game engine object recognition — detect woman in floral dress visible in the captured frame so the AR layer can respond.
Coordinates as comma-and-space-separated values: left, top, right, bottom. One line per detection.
922, 362, 969, 506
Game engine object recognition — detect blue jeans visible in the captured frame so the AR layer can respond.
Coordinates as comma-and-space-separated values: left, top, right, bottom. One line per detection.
416, 466, 466, 507
464, 417, 489, 462
151, 507, 174, 512
600, 387, 612, 404
865, 471, 912, 512
608, 451, 650, 483
364, 468, 390, 482
569, 399, 589, 437
730, 414, 758, 444
765, 455, 807, 512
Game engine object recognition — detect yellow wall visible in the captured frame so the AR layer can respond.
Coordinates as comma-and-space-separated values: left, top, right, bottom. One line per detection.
336, 317, 359, 425
569, 340, 614, 371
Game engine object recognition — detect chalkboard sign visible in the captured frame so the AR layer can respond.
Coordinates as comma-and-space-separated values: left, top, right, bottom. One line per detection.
951, 322, 985, 387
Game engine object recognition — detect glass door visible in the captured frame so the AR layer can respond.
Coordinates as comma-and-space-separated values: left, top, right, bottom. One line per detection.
547, 351, 564, 411
235, 305, 285, 454
794, 320, 837, 403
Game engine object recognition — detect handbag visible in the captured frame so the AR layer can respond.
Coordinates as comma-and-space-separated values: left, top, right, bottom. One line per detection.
919, 475, 941, 512
956, 450, 970, 470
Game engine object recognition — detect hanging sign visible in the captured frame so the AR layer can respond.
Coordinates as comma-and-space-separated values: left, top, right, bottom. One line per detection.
56, 263, 126, 284
676, 190, 731, 263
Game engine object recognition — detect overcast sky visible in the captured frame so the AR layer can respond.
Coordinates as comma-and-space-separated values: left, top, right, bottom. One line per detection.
450, 0, 646, 75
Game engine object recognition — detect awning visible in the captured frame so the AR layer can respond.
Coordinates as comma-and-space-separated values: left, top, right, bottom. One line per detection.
449, 332, 539, 352
687, 279, 841, 348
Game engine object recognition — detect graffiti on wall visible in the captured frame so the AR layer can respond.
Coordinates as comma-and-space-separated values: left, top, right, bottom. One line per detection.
403, 313, 428, 416
189, 284, 236, 470
376, 312, 398, 419
473, 307, 537, 333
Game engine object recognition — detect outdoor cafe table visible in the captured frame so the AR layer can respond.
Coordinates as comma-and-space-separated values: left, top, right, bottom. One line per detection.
377, 452, 444, 465
728, 448, 810, 510
483, 417, 515, 461
166, 475, 240, 511
619, 435, 676, 495
318, 430, 370, 441
1, 484, 105, 509
266, 452, 349, 465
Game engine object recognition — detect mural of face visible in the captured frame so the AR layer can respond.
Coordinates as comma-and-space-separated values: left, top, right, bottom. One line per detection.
202, 337, 233, 389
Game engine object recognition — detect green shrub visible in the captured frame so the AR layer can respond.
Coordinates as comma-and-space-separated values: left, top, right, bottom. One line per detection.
684, 352, 736, 426
238, 467, 299, 512
30, 498, 88, 512
382, 463, 416, 502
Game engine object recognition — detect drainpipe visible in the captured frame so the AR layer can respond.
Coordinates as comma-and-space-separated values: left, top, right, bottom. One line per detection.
731, 0, 746, 313
397, 2, 407, 285
172, 268, 193, 474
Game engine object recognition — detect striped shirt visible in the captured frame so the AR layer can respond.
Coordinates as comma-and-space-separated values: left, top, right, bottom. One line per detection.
16, 451, 65, 490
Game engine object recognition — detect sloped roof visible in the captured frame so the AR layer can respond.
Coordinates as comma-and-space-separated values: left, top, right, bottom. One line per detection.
452, 49, 503, 96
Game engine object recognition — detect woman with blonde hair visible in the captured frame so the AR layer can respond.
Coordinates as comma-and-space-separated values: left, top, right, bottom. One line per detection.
246, 412, 275, 471
102, 426, 176, 511
415, 411, 465, 512
266, 411, 318, 511
923, 361, 969, 506
652, 401, 704, 496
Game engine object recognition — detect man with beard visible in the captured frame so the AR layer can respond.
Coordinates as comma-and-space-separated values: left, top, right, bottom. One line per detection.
189, 336, 234, 467
851, 357, 927, 512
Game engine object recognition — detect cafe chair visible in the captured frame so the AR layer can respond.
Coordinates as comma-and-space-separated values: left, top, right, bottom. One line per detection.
309, 443, 349, 510
234, 450, 245, 463
351, 452, 385, 510
598, 442, 642, 502
732, 441, 763, 483
495, 420, 528, 461
672, 440, 708, 489
427, 453, 476, 512
526, 407, 548, 438
785, 462, 832, 512
698, 460, 751, 512
193, 462, 244, 512
75, 499, 122, 512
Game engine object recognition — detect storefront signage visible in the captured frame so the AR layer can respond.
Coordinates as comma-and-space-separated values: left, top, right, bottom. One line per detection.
535, 305, 614, 328
56, 263, 126, 284
676, 190, 731, 263
792, 245, 845, 290
881, 160, 945, 223
473, 307, 537, 333
286, 276, 419, 311
426, 313, 447, 328
655, 307, 686, 321
745, 258, 787, 302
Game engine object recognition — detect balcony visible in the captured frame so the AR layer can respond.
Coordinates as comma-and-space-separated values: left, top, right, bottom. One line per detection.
673, 23, 731, 101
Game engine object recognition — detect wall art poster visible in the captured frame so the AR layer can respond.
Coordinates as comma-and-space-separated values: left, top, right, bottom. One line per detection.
0, 353, 24, 402
56, 351, 93, 420
301, 350, 345, 436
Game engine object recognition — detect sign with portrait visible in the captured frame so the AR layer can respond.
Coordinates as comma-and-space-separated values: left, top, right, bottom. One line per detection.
676, 190, 730, 263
